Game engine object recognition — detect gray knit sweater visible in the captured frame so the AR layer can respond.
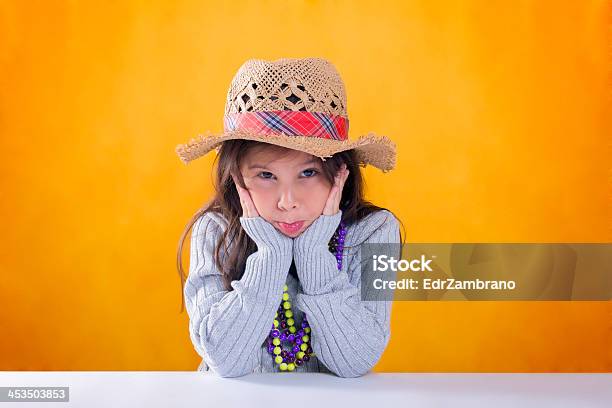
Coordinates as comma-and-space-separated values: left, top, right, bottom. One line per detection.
183, 208, 401, 377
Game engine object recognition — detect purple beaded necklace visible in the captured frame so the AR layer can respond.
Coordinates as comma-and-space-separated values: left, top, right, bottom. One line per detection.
266, 220, 347, 372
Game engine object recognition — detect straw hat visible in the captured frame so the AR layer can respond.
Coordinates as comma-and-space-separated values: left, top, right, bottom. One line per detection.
175, 57, 396, 172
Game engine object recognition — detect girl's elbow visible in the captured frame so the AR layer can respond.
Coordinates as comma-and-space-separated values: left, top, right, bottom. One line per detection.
206, 357, 254, 377
212, 366, 252, 378
334, 367, 372, 378
328, 358, 377, 378
203, 351, 256, 378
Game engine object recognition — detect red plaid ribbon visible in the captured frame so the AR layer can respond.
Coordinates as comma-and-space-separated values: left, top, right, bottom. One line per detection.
224, 111, 349, 141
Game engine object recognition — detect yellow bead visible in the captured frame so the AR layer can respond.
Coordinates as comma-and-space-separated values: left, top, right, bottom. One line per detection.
304, 327, 310, 333
300, 343, 308, 351
283, 301, 291, 309
302, 335, 309, 343
289, 326, 296, 333
282, 293, 289, 301
275, 356, 283, 364
275, 312, 278, 318
297, 351, 305, 359
287, 318, 294, 326
287, 363, 295, 371
273, 346, 281, 355
285, 310, 293, 318
279, 363, 288, 371
283, 285, 288, 292
273, 319, 279, 328
272, 338, 280, 346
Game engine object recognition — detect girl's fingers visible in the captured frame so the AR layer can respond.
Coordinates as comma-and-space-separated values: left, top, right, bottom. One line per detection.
333, 175, 341, 207
241, 188, 254, 217
323, 185, 337, 215
237, 183, 259, 218
335, 166, 349, 211
336, 180, 344, 209
332, 186, 340, 212
236, 186, 248, 217
233, 177, 253, 217
245, 193, 257, 217
323, 165, 348, 215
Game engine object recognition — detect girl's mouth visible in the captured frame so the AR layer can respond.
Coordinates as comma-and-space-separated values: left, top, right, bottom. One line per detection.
276, 221, 304, 235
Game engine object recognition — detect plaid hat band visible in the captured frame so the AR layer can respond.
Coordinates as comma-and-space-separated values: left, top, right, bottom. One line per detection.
224, 110, 349, 141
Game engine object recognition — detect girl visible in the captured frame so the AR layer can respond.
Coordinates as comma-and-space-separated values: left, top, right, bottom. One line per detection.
175, 58, 406, 377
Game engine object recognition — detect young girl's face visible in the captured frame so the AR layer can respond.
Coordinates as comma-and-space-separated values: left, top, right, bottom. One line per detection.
239, 146, 333, 238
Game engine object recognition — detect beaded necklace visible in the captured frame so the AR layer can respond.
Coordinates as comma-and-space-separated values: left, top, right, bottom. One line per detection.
266, 220, 347, 372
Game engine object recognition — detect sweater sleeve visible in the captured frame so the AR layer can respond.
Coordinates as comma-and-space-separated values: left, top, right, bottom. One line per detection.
183, 212, 293, 377
293, 209, 401, 377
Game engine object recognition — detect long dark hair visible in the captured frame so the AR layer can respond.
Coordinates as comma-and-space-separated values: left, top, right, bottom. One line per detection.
176, 139, 407, 312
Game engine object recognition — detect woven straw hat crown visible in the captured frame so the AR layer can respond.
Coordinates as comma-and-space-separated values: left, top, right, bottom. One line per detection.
175, 57, 396, 172
225, 57, 347, 117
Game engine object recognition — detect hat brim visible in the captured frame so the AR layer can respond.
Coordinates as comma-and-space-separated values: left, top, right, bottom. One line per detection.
175, 130, 396, 173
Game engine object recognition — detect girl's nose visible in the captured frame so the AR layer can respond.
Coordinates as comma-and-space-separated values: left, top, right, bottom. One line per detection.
278, 189, 299, 211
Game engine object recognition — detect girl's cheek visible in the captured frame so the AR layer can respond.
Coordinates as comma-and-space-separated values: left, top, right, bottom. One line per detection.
305, 186, 330, 208
254, 176, 278, 186
246, 178, 271, 191
311, 179, 332, 194
249, 187, 275, 204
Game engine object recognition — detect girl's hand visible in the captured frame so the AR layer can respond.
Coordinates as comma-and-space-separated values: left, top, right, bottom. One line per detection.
232, 175, 261, 218
322, 163, 349, 216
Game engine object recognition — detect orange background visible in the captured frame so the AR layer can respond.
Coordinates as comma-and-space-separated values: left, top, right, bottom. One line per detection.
0, 1, 610, 371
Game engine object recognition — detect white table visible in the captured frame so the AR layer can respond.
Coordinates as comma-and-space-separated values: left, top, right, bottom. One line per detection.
0, 371, 609, 407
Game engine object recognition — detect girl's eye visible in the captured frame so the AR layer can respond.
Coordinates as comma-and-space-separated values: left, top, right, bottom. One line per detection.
259, 171, 273, 179
302, 168, 319, 178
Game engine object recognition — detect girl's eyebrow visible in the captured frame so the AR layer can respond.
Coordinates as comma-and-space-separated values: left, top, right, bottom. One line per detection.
247, 158, 318, 170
